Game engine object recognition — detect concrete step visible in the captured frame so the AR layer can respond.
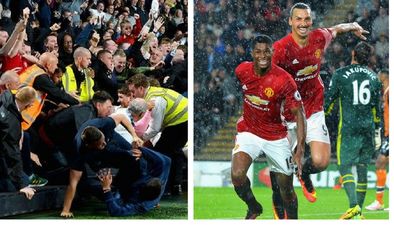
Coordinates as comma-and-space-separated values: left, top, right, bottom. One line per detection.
0, 185, 66, 218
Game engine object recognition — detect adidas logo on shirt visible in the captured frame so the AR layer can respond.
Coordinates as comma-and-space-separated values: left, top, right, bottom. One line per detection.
292, 59, 299, 64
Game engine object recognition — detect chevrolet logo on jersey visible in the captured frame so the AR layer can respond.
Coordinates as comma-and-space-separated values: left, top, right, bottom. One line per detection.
296, 64, 318, 76
245, 94, 269, 105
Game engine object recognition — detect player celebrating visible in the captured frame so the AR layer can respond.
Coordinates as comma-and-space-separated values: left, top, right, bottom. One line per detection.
231, 35, 306, 219
271, 2, 369, 207
325, 42, 381, 219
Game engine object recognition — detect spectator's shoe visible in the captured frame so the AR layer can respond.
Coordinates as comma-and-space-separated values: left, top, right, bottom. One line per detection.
339, 205, 361, 219
245, 201, 263, 219
365, 200, 384, 211
29, 174, 48, 187
298, 174, 317, 203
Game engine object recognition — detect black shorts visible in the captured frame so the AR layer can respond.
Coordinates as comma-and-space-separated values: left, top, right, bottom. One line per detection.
379, 137, 389, 157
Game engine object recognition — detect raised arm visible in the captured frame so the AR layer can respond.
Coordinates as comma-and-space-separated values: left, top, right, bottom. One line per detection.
328, 22, 369, 40
0, 20, 26, 56
110, 113, 144, 146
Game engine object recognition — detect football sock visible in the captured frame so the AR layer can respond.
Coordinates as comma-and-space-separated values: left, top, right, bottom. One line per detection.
270, 171, 286, 219
274, 172, 298, 219
356, 164, 368, 208
234, 177, 258, 208
339, 165, 357, 208
283, 194, 298, 219
376, 169, 386, 204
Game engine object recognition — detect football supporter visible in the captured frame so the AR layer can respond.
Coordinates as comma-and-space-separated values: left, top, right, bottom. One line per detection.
231, 35, 306, 219
98, 147, 171, 216
127, 73, 187, 196
60, 115, 143, 218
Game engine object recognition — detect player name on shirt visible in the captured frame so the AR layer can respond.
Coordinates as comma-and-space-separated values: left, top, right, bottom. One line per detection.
342, 66, 377, 79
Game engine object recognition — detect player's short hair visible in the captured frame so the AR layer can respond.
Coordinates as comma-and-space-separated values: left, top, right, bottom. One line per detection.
139, 177, 162, 201
251, 35, 273, 50
353, 42, 373, 66
81, 126, 103, 144
91, 91, 114, 104
290, 3, 311, 18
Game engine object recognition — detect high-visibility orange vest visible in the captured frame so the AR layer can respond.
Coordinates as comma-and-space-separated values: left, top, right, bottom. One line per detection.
19, 64, 47, 130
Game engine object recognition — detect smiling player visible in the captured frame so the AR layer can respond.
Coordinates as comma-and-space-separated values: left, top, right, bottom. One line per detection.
231, 35, 306, 219
271, 3, 369, 217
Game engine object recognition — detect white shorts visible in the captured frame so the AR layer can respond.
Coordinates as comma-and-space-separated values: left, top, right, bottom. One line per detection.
232, 132, 294, 176
287, 111, 330, 146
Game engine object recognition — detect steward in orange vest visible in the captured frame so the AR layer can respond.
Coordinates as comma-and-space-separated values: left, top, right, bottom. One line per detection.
19, 53, 79, 130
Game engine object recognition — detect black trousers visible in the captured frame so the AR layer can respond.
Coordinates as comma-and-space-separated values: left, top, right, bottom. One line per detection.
152, 121, 187, 187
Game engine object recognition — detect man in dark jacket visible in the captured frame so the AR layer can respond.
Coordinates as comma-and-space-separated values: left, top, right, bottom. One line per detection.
40, 91, 114, 168
99, 147, 170, 216
93, 50, 118, 103
0, 87, 37, 199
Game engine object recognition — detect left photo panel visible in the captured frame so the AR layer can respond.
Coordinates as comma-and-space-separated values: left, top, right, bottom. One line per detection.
0, 0, 188, 219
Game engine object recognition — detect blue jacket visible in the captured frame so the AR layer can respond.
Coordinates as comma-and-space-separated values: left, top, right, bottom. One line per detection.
103, 147, 171, 216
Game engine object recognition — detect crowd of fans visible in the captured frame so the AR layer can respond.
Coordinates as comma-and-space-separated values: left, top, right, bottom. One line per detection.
194, 0, 389, 155
0, 0, 188, 216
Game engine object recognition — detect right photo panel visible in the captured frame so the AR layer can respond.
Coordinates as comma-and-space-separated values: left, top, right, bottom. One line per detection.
194, 0, 389, 219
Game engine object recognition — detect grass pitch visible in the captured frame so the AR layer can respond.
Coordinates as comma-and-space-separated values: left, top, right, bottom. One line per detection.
194, 187, 389, 219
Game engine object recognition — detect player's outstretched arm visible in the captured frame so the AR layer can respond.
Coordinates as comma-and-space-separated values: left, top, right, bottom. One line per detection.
60, 169, 83, 218
329, 22, 369, 40
291, 106, 306, 177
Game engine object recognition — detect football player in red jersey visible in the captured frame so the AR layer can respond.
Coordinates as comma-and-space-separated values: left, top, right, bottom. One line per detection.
271, 2, 368, 218
231, 35, 306, 219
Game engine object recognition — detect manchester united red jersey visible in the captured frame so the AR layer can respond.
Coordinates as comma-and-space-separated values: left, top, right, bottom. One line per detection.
235, 62, 302, 140
272, 28, 333, 120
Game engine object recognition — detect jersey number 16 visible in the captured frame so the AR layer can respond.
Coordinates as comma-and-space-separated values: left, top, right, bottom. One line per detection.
352, 80, 370, 105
